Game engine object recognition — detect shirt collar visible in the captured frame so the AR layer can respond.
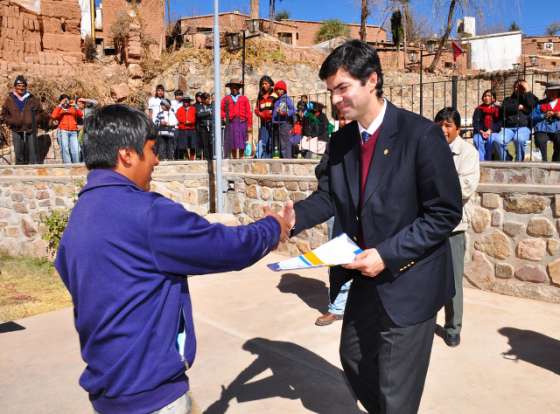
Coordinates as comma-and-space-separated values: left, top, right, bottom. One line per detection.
358, 98, 387, 137
449, 136, 462, 155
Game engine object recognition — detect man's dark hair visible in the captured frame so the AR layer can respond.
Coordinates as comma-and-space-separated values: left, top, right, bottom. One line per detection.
319, 40, 384, 98
174, 89, 184, 96
434, 107, 462, 128
84, 104, 156, 170
59, 94, 70, 102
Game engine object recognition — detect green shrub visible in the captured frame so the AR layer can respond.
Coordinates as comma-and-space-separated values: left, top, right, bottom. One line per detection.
41, 209, 70, 256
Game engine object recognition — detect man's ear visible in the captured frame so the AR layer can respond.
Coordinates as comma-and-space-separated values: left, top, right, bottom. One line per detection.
117, 148, 134, 167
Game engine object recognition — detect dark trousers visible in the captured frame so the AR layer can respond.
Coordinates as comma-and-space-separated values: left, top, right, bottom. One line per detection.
534, 131, 560, 162
156, 134, 176, 161
12, 130, 38, 164
444, 232, 465, 336
340, 280, 436, 414
198, 127, 212, 159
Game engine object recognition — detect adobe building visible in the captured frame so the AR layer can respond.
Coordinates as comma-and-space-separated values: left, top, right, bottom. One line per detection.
522, 35, 560, 72
0, 0, 83, 77
98, 0, 164, 55
177, 11, 387, 47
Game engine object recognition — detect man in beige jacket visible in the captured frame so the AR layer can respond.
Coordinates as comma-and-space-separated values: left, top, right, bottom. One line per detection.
435, 107, 480, 347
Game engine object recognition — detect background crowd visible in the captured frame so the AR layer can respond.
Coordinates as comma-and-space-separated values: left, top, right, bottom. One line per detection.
0, 74, 559, 165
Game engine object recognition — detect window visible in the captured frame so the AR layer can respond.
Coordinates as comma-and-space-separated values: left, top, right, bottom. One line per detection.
278, 32, 293, 45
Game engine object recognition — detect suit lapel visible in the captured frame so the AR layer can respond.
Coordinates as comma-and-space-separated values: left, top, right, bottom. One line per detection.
362, 102, 399, 207
342, 121, 361, 211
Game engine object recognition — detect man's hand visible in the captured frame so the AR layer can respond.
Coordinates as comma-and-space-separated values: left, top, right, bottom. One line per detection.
279, 200, 295, 230
343, 248, 386, 278
263, 205, 290, 242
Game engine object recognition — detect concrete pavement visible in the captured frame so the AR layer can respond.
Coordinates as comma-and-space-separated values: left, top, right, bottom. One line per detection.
1, 253, 559, 413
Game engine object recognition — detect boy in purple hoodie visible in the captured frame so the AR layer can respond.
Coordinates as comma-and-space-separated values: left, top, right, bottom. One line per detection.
55, 104, 293, 414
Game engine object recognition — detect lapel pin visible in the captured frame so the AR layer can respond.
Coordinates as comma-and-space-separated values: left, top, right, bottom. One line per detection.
383, 149, 389, 156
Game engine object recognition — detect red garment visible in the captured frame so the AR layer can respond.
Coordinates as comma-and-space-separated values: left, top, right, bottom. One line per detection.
274, 80, 287, 93
176, 106, 196, 130
358, 127, 382, 248
477, 104, 499, 130
51, 105, 83, 131
255, 93, 275, 122
221, 95, 252, 128
540, 99, 560, 113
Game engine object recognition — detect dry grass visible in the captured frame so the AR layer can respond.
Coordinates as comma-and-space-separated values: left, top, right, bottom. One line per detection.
0, 256, 71, 323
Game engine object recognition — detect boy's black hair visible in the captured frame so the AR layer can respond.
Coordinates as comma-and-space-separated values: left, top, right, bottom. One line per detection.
84, 104, 157, 169
481, 89, 496, 100
434, 107, 462, 128
319, 40, 384, 98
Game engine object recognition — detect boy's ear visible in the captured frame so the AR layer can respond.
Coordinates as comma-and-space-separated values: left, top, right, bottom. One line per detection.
117, 148, 134, 167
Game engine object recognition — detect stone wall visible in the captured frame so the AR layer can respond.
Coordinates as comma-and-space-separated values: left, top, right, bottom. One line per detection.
0, 160, 559, 303
0, 162, 210, 257
222, 160, 560, 303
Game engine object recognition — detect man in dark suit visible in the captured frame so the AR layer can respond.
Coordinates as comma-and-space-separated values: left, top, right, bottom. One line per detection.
288, 40, 462, 413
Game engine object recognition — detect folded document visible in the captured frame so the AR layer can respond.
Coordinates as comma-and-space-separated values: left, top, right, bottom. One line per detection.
268, 233, 363, 271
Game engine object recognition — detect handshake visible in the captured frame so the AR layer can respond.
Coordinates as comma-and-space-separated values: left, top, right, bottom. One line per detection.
263, 200, 296, 244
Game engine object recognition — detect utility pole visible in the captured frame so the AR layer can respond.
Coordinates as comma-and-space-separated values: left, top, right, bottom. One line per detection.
213, 0, 224, 212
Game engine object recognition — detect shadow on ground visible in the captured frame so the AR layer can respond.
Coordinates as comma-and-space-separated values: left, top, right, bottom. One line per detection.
276, 273, 328, 314
204, 337, 364, 414
498, 327, 560, 376
0, 321, 26, 334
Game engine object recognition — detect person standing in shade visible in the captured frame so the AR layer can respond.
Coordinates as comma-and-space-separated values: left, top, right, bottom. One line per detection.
472, 89, 501, 161
532, 82, 560, 162
435, 107, 480, 347
255, 75, 276, 158
287, 40, 462, 413
272, 80, 295, 158
221, 79, 252, 159
1, 75, 48, 164
495, 80, 538, 161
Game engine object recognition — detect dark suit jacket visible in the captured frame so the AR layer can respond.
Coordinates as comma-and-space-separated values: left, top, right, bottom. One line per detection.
293, 101, 462, 327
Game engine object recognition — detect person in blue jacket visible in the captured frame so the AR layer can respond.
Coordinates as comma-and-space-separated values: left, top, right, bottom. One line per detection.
532, 82, 560, 162
55, 104, 292, 414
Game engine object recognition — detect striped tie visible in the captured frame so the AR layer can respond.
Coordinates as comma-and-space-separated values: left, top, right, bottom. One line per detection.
361, 131, 371, 144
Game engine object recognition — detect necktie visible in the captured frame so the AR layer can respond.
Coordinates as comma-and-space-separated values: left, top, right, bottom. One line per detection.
361, 131, 371, 144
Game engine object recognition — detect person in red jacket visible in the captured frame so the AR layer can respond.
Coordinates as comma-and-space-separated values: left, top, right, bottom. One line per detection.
175, 96, 198, 160
254, 75, 276, 158
51, 94, 83, 163
221, 79, 252, 159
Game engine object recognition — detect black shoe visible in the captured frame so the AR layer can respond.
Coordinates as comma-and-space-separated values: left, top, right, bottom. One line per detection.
444, 332, 461, 347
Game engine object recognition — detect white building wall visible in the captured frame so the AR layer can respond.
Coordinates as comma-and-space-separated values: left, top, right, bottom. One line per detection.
467, 32, 522, 72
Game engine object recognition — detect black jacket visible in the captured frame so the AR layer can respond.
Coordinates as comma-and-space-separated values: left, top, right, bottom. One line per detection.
501, 92, 538, 128
293, 102, 462, 327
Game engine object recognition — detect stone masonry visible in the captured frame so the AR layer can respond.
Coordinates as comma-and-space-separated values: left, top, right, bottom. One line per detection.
0, 160, 559, 304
